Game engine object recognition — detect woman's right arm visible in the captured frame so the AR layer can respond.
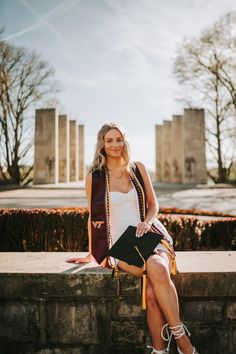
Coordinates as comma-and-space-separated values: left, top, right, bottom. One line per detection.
66, 173, 94, 264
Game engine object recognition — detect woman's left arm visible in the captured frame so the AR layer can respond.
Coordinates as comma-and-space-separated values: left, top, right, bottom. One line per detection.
135, 161, 159, 237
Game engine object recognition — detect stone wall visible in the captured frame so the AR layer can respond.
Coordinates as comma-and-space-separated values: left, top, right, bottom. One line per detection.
0, 252, 235, 354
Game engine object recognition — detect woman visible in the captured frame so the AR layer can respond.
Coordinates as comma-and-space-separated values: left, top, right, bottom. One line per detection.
66, 123, 199, 354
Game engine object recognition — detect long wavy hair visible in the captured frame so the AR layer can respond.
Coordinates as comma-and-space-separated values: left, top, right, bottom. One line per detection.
89, 123, 132, 173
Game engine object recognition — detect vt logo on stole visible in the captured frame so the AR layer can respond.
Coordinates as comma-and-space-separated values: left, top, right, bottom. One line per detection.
92, 221, 105, 229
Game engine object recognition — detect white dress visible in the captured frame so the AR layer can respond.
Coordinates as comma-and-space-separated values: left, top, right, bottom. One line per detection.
109, 187, 173, 265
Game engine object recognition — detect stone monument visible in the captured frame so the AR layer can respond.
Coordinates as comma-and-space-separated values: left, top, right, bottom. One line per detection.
34, 109, 58, 184
155, 108, 207, 184
34, 108, 84, 184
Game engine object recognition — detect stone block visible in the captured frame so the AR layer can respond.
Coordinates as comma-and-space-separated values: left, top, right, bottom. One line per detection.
47, 302, 98, 344
0, 302, 40, 342
111, 321, 146, 344
183, 300, 224, 322
34, 348, 85, 354
112, 299, 144, 320
226, 302, 236, 319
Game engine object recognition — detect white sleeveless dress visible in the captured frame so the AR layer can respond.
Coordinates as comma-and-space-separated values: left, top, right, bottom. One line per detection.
109, 187, 173, 265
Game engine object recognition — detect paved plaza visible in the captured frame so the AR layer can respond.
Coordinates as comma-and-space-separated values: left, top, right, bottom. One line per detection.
0, 182, 235, 215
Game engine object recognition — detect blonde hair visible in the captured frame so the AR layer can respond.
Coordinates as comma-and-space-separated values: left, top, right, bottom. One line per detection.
89, 123, 132, 173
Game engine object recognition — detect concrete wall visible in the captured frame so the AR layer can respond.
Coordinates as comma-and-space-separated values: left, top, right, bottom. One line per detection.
34, 109, 58, 184
0, 252, 235, 354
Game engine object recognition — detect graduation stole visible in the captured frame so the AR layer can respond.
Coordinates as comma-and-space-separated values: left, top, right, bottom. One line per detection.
91, 163, 146, 265
91, 163, 177, 309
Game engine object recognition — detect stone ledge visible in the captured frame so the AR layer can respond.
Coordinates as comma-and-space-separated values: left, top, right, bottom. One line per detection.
0, 252, 235, 354
0, 252, 235, 299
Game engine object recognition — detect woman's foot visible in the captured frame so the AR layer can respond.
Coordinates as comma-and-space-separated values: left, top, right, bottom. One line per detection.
147, 345, 169, 354
161, 323, 199, 354
169, 324, 198, 354
176, 334, 196, 354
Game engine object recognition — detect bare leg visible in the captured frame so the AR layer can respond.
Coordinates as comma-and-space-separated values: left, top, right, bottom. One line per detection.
146, 278, 168, 351
146, 252, 194, 354
118, 260, 168, 351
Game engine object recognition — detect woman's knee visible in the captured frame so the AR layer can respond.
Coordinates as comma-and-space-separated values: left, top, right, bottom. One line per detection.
147, 256, 170, 283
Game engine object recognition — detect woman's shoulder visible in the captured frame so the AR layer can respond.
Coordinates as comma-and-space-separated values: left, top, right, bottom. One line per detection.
133, 161, 147, 172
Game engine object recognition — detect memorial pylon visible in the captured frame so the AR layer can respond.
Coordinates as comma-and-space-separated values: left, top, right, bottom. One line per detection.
34, 108, 58, 184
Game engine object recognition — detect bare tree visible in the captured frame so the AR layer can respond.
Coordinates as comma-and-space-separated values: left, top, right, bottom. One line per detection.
0, 35, 59, 185
174, 12, 236, 183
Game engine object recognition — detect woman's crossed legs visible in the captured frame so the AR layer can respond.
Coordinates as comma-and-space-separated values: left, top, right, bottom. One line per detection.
118, 251, 195, 354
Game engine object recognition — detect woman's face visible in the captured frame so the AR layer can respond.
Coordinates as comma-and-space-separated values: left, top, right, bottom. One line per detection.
103, 128, 124, 158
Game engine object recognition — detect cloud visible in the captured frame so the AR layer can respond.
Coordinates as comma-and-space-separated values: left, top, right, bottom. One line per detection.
4, 0, 81, 61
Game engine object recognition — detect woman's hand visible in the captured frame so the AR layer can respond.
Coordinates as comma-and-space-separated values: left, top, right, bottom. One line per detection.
136, 222, 151, 237
66, 253, 94, 264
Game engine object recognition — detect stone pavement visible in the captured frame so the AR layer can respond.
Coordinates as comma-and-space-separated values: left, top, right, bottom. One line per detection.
0, 182, 235, 215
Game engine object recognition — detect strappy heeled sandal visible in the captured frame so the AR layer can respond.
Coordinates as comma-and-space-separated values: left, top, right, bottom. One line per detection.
147, 345, 169, 354
161, 323, 199, 354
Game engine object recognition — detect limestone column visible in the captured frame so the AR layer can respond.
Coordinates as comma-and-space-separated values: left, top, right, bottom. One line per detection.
155, 125, 162, 181
69, 120, 78, 181
78, 124, 85, 180
183, 108, 207, 184
161, 120, 172, 183
34, 108, 58, 184
171, 115, 184, 183
58, 115, 69, 183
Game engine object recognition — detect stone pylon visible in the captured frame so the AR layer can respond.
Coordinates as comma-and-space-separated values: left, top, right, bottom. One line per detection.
183, 109, 207, 184
78, 124, 85, 180
155, 125, 162, 182
171, 115, 183, 183
161, 120, 172, 183
155, 108, 207, 184
69, 120, 78, 181
34, 108, 58, 184
58, 115, 70, 183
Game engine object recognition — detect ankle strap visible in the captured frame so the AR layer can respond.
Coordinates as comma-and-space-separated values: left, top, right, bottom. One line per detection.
147, 345, 168, 354
169, 323, 191, 339
161, 322, 191, 352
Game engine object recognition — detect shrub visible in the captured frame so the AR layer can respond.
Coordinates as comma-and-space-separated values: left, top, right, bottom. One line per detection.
0, 208, 235, 252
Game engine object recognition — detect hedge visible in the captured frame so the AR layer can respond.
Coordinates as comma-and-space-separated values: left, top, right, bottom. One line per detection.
0, 208, 235, 252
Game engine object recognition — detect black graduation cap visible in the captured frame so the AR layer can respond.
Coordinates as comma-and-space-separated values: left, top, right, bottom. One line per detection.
107, 225, 163, 268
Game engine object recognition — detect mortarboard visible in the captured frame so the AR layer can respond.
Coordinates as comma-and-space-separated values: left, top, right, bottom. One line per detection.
107, 225, 163, 267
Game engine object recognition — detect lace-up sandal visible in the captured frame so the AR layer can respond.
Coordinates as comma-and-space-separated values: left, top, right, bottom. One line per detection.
147, 345, 169, 354
161, 323, 199, 354
169, 323, 198, 354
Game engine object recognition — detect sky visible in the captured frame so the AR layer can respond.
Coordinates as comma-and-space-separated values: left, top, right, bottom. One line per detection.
1, 0, 236, 171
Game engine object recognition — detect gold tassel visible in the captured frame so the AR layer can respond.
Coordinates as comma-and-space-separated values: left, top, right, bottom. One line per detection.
134, 246, 147, 310
161, 239, 178, 275
111, 265, 120, 296
142, 262, 147, 310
